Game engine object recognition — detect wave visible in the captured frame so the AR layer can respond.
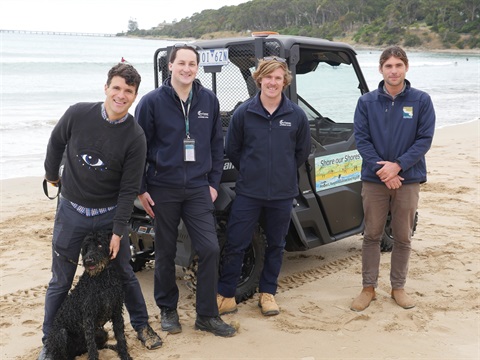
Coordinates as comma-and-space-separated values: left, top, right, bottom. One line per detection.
436, 117, 480, 129
359, 60, 458, 68
1, 59, 153, 65
0, 119, 58, 131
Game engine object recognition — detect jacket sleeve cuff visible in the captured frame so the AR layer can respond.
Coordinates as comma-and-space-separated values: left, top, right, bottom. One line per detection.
112, 222, 126, 238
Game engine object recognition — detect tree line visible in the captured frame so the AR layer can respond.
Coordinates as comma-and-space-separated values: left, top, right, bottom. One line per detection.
125, 0, 479, 49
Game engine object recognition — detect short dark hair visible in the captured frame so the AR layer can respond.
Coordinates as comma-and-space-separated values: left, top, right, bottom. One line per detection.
379, 46, 409, 68
106, 63, 141, 94
169, 44, 200, 65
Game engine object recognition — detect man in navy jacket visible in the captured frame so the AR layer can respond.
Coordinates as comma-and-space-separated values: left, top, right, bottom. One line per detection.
135, 44, 236, 337
217, 57, 311, 316
351, 46, 435, 312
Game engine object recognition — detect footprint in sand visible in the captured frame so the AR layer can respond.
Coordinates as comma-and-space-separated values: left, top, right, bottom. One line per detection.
342, 314, 370, 332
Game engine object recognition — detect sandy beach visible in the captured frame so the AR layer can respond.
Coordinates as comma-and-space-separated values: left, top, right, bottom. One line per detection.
0, 120, 478, 360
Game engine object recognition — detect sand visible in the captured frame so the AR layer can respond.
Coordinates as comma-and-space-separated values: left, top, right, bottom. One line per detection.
0, 120, 479, 360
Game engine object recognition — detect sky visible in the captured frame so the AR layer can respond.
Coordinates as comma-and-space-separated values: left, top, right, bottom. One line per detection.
1, 0, 250, 34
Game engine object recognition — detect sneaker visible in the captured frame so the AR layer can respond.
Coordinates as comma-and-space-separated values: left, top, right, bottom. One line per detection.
217, 294, 238, 315
258, 293, 280, 316
195, 315, 236, 337
37, 346, 53, 360
160, 306, 182, 334
136, 323, 162, 350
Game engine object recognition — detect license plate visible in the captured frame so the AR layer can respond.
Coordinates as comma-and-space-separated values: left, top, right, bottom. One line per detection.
199, 48, 229, 67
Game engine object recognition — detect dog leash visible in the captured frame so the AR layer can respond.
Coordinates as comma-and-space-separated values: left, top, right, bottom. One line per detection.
53, 247, 80, 266
43, 180, 79, 265
43, 179, 61, 200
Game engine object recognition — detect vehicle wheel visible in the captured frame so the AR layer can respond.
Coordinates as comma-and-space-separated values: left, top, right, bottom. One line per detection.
130, 258, 147, 272
379, 211, 418, 252
216, 225, 265, 303
183, 222, 266, 302
380, 213, 394, 252
230, 225, 266, 303
380, 229, 393, 252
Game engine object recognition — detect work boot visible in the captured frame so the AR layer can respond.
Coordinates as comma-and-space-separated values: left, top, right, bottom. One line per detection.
136, 323, 162, 350
160, 306, 182, 334
350, 286, 376, 312
391, 289, 415, 309
195, 315, 237, 337
258, 293, 280, 316
217, 294, 238, 315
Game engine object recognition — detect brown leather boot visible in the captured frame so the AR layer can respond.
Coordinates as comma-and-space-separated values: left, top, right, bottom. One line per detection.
217, 294, 238, 315
350, 286, 376, 312
391, 289, 415, 309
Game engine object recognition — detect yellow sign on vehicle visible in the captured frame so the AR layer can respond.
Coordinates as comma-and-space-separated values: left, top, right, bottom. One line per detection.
315, 150, 362, 191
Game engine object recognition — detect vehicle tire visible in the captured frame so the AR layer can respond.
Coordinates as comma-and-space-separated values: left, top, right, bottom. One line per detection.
230, 225, 266, 303
181, 224, 265, 302
380, 211, 418, 252
380, 229, 394, 252
130, 258, 147, 272
212, 217, 266, 303
380, 212, 394, 252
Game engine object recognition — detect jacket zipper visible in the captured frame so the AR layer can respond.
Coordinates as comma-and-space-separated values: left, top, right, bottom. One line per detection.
267, 119, 272, 200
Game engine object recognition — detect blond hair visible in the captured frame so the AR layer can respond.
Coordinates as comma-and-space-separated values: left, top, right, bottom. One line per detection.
253, 58, 292, 90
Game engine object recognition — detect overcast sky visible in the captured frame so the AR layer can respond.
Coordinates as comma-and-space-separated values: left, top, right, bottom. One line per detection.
1, 0, 250, 34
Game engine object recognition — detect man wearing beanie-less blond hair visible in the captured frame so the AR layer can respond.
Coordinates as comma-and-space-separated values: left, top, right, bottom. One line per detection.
217, 57, 311, 317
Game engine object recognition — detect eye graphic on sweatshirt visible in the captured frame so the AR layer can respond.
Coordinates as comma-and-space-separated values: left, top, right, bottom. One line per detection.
77, 153, 107, 171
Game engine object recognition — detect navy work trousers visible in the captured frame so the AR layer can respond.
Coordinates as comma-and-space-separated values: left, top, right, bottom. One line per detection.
149, 186, 220, 317
218, 194, 293, 297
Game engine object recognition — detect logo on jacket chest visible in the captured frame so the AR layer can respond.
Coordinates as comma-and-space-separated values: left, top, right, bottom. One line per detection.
197, 110, 209, 119
403, 106, 413, 119
279, 119, 292, 127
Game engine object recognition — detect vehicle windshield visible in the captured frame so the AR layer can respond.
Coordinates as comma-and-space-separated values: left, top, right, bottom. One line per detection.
296, 61, 361, 125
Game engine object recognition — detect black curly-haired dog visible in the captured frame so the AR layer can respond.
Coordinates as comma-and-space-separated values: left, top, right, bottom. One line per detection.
45, 231, 132, 360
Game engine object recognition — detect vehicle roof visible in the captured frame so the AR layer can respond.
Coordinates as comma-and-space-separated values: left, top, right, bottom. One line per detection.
187, 34, 358, 54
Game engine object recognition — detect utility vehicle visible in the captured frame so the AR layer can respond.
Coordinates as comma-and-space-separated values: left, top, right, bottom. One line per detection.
129, 33, 399, 301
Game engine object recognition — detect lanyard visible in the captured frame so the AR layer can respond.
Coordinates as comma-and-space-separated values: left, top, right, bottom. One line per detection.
181, 89, 193, 139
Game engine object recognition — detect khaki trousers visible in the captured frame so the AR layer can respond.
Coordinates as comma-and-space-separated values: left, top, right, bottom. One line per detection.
361, 181, 420, 289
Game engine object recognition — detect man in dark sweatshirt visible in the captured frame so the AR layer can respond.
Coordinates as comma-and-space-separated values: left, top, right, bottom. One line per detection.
39, 63, 161, 360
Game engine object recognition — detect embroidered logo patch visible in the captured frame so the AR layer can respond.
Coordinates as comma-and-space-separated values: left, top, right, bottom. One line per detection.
403, 107, 413, 119
197, 110, 209, 119
279, 120, 292, 127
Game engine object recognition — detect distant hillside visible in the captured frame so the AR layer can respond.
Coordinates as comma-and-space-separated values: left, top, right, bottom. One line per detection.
122, 0, 479, 50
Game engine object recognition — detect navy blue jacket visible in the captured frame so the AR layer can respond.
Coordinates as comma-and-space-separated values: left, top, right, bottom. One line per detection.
135, 78, 224, 191
354, 80, 435, 184
226, 92, 311, 200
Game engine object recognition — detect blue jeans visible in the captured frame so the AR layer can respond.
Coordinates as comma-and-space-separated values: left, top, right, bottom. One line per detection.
41, 197, 149, 342
149, 186, 220, 317
218, 194, 293, 297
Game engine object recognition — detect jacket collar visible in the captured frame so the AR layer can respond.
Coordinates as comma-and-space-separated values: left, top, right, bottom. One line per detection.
162, 77, 202, 98
378, 79, 411, 99
247, 92, 293, 118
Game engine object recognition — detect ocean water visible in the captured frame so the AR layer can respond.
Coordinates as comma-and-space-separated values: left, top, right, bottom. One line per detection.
1, 33, 479, 180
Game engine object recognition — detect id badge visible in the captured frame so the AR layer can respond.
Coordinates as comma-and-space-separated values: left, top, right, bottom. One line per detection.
183, 138, 196, 162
